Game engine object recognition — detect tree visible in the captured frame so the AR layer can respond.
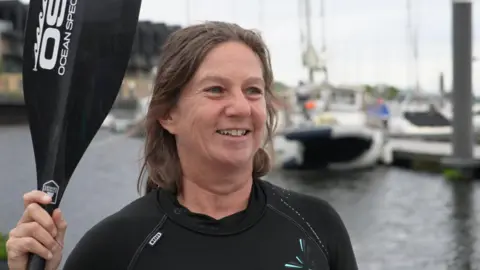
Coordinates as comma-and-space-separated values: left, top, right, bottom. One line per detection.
362, 84, 400, 100
363, 84, 375, 95
386, 86, 400, 99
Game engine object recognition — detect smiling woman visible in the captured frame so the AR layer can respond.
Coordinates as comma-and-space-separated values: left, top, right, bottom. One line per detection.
7, 21, 358, 270
155, 40, 271, 207
138, 22, 276, 197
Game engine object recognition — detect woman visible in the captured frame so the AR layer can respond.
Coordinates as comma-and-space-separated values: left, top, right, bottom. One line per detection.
6, 21, 358, 270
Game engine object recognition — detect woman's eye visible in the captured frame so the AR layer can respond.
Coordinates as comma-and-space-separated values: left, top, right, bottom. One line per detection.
206, 86, 224, 94
246, 87, 263, 95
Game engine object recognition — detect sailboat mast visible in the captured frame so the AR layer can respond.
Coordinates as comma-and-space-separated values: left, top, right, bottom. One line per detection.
258, 0, 264, 31
305, 0, 314, 82
186, 0, 191, 25
406, 0, 420, 92
320, 0, 328, 82
232, 0, 236, 22
298, 0, 305, 47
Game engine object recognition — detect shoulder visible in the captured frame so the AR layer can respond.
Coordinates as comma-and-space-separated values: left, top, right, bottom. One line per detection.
63, 190, 166, 270
259, 179, 358, 269
259, 179, 341, 224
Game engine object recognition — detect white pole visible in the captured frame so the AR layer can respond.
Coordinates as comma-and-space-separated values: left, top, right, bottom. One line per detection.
186, 0, 191, 25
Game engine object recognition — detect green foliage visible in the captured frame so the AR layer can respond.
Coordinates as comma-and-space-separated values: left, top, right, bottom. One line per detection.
363, 84, 400, 100
385, 86, 400, 100
364, 84, 375, 95
443, 169, 468, 181
0, 233, 7, 260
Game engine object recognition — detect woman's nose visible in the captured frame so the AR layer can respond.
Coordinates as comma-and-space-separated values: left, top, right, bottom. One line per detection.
225, 90, 252, 117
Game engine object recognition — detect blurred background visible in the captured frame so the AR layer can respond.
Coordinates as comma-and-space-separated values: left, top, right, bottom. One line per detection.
1, 0, 480, 269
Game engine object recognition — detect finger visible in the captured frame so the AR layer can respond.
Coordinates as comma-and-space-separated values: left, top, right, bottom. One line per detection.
18, 203, 57, 237
10, 222, 58, 251
52, 209, 67, 245
23, 190, 52, 208
6, 236, 53, 261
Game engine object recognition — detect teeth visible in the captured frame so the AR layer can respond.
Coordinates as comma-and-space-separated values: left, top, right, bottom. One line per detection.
217, 129, 248, 136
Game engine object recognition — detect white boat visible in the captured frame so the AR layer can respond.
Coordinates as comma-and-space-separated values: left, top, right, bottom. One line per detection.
387, 92, 452, 137
273, 84, 384, 170
101, 96, 152, 133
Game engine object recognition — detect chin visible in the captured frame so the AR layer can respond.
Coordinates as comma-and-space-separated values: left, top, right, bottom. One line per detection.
216, 152, 254, 168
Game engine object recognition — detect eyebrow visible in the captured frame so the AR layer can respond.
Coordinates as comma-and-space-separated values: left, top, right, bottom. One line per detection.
197, 75, 229, 85
197, 75, 265, 86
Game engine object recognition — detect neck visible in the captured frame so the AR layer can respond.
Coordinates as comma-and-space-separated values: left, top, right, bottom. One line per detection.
177, 170, 253, 220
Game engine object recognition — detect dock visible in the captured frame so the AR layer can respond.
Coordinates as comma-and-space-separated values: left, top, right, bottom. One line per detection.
383, 137, 480, 177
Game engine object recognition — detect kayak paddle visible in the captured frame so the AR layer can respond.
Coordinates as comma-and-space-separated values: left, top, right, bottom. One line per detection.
22, 0, 142, 269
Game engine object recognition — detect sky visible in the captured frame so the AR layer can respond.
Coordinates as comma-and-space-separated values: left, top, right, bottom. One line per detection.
21, 0, 480, 93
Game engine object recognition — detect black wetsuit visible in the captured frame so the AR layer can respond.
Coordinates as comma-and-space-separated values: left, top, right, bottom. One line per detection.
63, 179, 358, 270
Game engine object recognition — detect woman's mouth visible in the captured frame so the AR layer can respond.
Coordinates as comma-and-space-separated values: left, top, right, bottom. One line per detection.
216, 129, 250, 137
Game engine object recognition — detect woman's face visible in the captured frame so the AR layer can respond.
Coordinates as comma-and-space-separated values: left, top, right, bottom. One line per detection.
161, 41, 267, 169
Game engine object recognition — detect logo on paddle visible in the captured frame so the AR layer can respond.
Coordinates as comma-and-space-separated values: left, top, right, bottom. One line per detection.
32, 0, 78, 75
42, 180, 60, 205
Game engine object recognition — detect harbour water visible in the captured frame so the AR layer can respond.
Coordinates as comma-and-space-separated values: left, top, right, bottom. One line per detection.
1, 125, 480, 269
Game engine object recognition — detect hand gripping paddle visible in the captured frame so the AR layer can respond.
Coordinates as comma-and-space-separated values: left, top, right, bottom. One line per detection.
22, 0, 142, 269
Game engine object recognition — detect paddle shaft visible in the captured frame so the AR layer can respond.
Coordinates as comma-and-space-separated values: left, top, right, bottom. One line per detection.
25, 45, 69, 268
25, 105, 71, 270
26, 204, 57, 270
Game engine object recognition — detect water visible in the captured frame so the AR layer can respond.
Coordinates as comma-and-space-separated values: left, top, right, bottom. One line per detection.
1, 125, 480, 269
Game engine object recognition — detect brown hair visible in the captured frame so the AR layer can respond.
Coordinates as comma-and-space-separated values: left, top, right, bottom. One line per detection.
137, 21, 278, 195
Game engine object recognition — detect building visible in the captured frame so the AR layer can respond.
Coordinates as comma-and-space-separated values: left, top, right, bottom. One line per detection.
0, 0, 182, 105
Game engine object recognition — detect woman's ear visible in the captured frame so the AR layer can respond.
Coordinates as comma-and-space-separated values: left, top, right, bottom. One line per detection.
158, 113, 177, 134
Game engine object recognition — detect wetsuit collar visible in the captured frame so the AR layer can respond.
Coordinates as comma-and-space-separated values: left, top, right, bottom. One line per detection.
156, 179, 266, 235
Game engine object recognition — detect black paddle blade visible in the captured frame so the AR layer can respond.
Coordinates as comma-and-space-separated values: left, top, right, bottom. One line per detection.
23, 0, 142, 205
22, 0, 141, 268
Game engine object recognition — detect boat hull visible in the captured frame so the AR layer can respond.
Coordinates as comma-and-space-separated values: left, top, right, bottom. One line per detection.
274, 126, 384, 170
